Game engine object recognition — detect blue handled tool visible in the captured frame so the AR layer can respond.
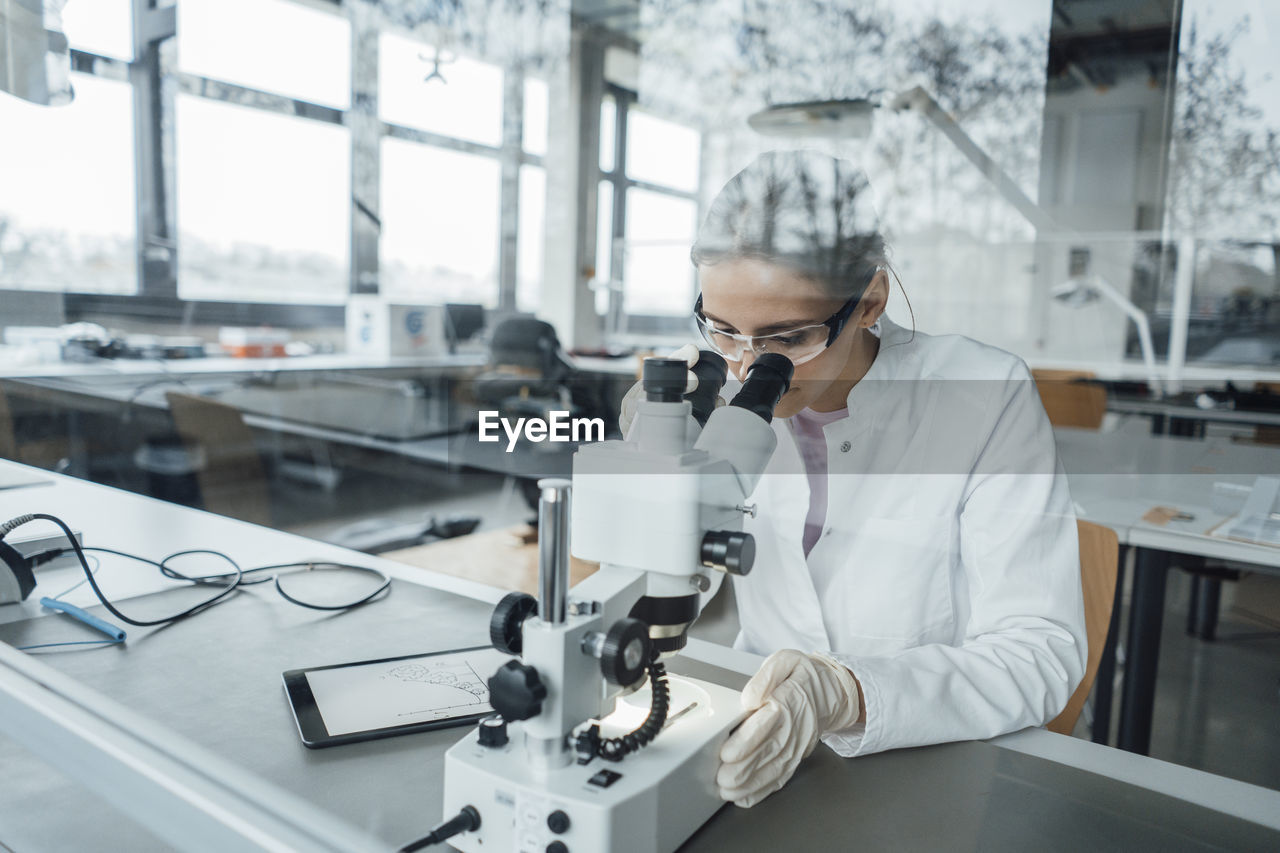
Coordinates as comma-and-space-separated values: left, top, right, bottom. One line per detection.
40, 597, 127, 642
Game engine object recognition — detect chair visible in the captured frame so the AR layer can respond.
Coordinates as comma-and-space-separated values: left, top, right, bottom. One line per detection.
1047, 519, 1120, 735
1032, 369, 1108, 429
0, 384, 18, 462
470, 318, 610, 512
164, 392, 273, 526
472, 317, 577, 410
0, 380, 70, 470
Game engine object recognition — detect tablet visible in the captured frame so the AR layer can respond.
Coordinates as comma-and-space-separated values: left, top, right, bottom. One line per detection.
282, 646, 512, 748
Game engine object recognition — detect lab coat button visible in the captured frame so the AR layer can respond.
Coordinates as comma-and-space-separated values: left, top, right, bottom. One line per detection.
839, 441, 852, 452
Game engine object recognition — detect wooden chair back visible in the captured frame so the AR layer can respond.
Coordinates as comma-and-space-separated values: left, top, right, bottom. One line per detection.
1032, 369, 1107, 430
165, 392, 272, 526
1047, 519, 1120, 735
0, 384, 18, 461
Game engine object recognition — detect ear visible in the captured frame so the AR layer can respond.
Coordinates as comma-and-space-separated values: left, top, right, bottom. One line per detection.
853, 269, 890, 328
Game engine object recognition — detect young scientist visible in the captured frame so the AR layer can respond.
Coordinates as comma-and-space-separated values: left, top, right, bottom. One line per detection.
622, 151, 1085, 808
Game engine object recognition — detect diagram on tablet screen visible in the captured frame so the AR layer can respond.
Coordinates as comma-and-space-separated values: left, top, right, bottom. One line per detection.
387, 661, 488, 695
304, 648, 510, 736
382, 659, 490, 718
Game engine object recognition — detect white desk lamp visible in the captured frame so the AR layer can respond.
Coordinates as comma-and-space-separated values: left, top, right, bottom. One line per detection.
748, 88, 1165, 396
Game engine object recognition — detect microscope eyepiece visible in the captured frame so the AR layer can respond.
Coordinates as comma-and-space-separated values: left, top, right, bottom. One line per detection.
727, 353, 795, 422
686, 350, 728, 426
642, 357, 690, 403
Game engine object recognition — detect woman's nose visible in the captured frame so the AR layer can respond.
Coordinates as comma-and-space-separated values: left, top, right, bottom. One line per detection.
734, 349, 758, 381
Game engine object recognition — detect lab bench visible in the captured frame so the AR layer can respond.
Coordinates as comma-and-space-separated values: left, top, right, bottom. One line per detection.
2, 460, 1279, 851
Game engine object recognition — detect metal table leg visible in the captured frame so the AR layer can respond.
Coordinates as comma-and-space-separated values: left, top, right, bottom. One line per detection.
1193, 577, 1222, 641
1117, 547, 1171, 754
1091, 545, 1128, 745
1186, 574, 1202, 636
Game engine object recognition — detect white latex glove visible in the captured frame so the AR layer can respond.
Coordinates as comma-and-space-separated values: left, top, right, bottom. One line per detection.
618, 343, 705, 436
717, 650, 863, 808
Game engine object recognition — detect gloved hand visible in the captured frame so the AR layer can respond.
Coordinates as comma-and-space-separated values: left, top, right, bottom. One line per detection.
717, 650, 863, 808
618, 343, 715, 436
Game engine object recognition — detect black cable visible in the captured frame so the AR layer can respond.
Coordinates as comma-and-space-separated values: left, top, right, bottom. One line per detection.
26, 514, 242, 627
271, 562, 391, 610
597, 656, 670, 762
398, 805, 480, 851
2, 514, 393, 629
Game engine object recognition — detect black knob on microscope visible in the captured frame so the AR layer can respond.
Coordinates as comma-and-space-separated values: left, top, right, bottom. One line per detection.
490, 591, 538, 655
477, 714, 508, 748
599, 618, 651, 688
700, 530, 756, 576
488, 660, 547, 721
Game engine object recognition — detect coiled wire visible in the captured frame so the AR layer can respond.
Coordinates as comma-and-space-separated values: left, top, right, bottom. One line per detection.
597, 657, 670, 761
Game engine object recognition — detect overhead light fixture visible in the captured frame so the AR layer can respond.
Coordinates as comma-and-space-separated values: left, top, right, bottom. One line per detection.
747, 98, 876, 139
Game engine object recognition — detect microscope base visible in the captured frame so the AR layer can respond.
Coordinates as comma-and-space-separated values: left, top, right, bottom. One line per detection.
443, 676, 743, 853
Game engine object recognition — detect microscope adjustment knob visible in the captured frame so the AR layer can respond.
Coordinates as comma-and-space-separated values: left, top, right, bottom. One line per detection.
489, 660, 547, 722
700, 530, 756, 576
547, 810, 570, 834
599, 618, 651, 687
477, 714, 508, 748
490, 591, 538, 655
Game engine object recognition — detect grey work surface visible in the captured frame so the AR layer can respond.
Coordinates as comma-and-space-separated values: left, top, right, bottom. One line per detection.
4, 583, 1280, 853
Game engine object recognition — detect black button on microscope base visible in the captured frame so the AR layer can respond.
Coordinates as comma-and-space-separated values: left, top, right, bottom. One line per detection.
547, 809, 570, 833
587, 769, 622, 788
546, 842, 569, 853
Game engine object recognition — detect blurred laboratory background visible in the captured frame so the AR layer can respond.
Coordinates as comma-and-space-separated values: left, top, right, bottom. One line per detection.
2, 0, 1279, 792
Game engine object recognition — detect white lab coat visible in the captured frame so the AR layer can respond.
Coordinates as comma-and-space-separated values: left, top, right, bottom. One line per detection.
732, 315, 1086, 757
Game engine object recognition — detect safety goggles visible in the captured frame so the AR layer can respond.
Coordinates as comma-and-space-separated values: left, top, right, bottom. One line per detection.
693, 291, 861, 366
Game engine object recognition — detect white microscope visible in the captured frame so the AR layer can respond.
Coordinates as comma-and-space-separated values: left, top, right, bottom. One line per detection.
434, 351, 794, 853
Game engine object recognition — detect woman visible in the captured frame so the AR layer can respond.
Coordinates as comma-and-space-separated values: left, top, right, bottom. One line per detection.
625, 150, 1085, 808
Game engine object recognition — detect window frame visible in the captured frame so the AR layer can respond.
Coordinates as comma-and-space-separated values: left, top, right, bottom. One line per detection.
1, 0, 544, 327
598, 83, 702, 338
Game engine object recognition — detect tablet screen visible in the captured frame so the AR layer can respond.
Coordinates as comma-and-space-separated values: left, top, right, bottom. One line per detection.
300, 646, 512, 738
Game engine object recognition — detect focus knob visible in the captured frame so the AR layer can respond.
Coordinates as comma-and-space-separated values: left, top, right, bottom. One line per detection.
599, 618, 651, 687
700, 530, 755, 576
489, 660, 546, 721
490, 591, 538, 655
477, 714, 508, 748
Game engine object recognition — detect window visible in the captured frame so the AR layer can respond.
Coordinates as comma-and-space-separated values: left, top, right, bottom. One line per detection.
61, 0, 133, 61
596, 180, 615, 288
625, 109, 700, 192
517, 166, 547, 312
380, 138, 501, 305
176, 95, 350, 303
623, 189, 698, 316
178, 0, 351, 109
598, 89, 702, 329
523, 77, 548, 157
599, 96, 617, 172
379, 34, 503, 147
0, 73, 136, 294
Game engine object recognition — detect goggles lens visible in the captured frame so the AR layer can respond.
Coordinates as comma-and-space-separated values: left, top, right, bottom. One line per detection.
696, 317, 830, 365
